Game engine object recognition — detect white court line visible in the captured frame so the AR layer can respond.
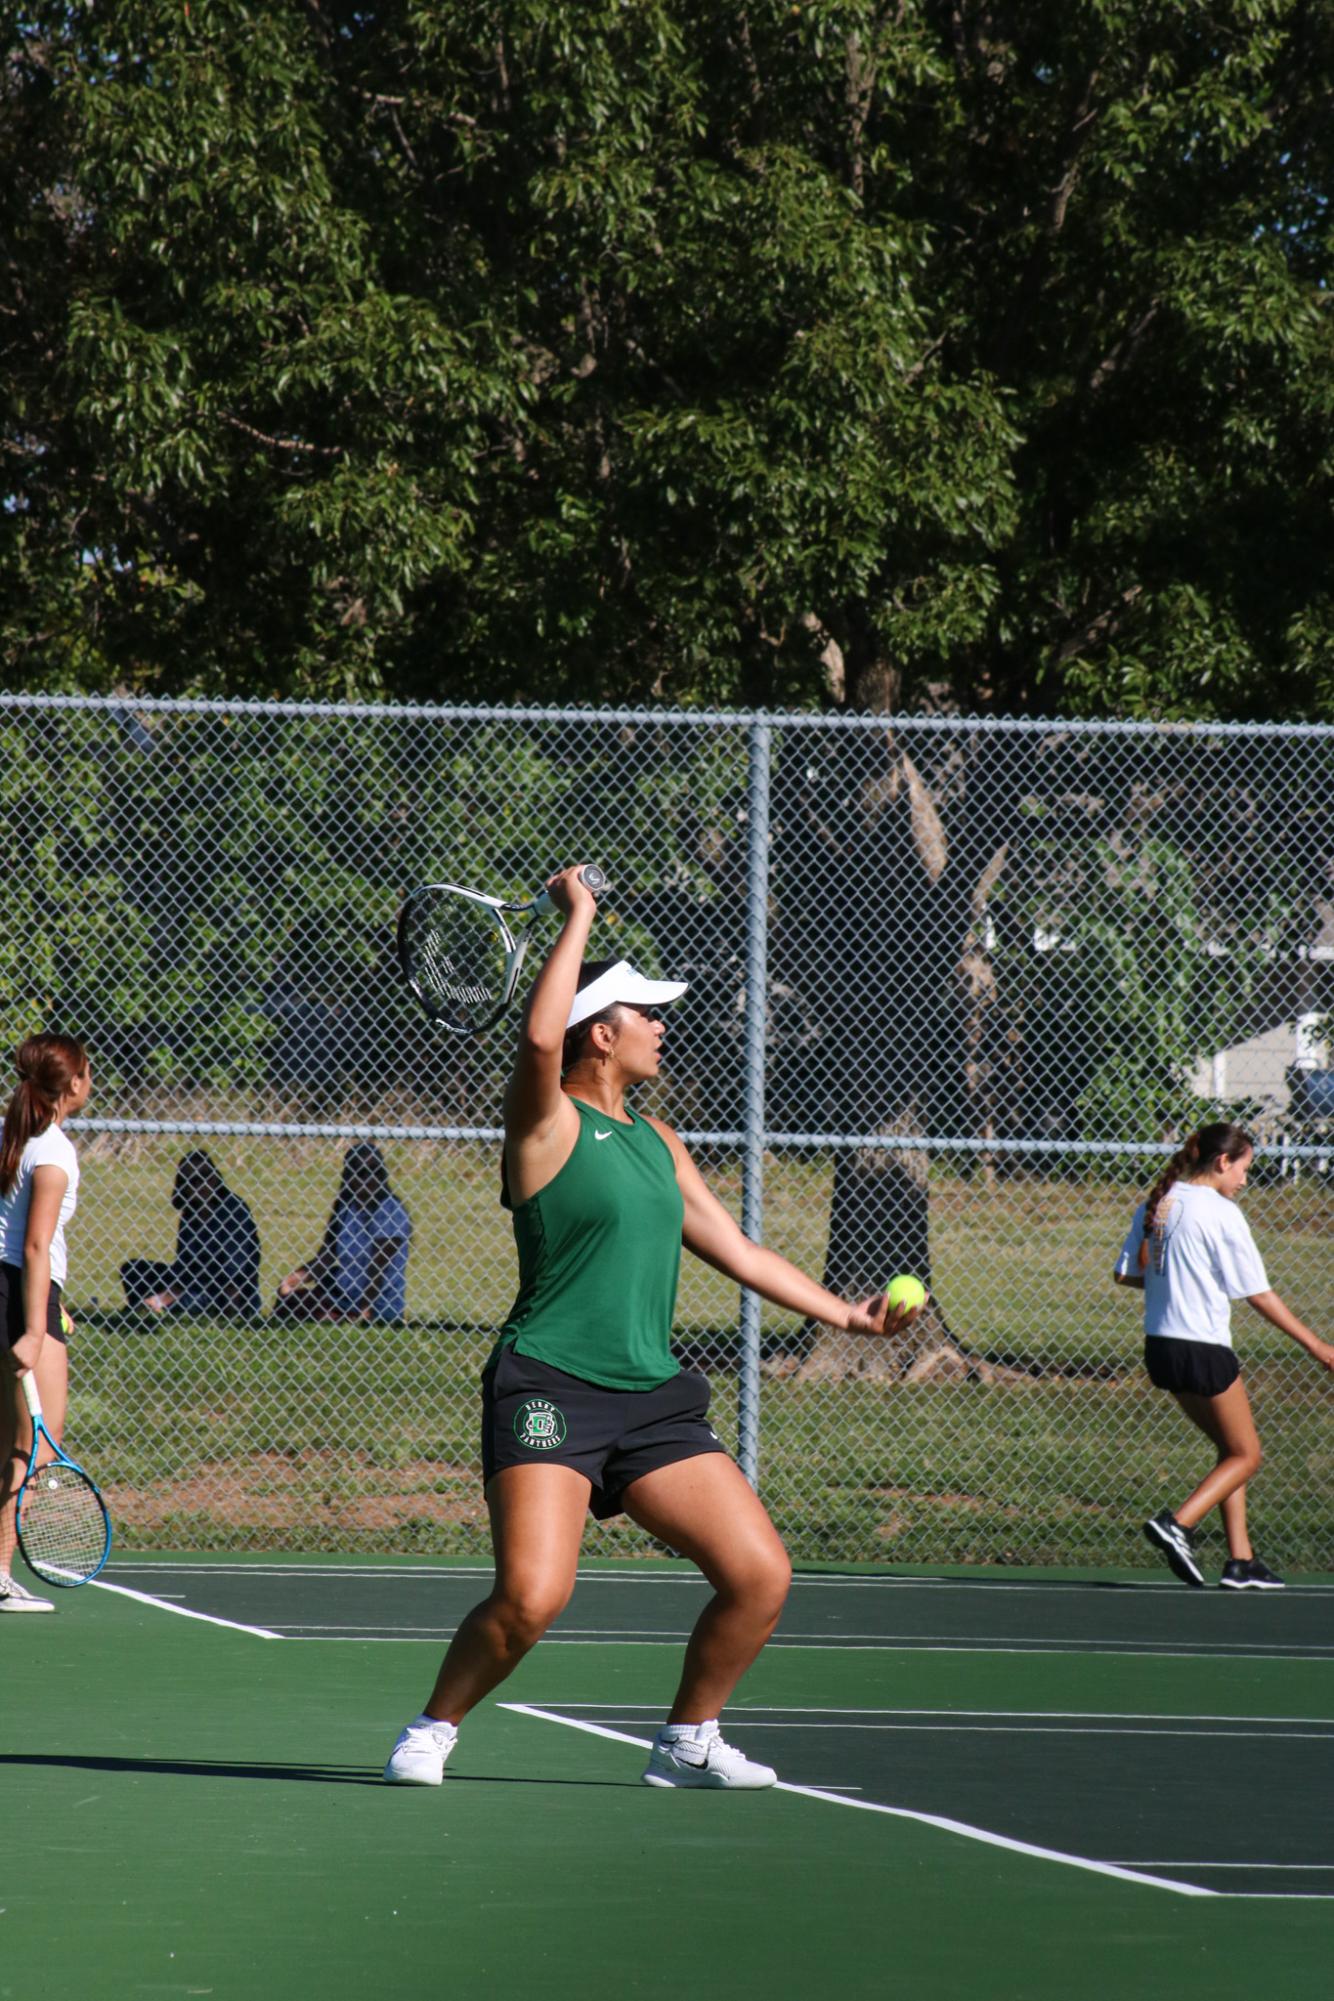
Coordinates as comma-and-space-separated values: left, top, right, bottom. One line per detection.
572, 1720, 1334, 1742
102, 1561, 1334, 1593
497, 1702, 1214, 1900
288, 1616, 1328, 1655
602, 1624, 1331, 1651
280, 1624, 470, 1634
1205, 1892, 1334, 1900
551, 1703, 1334, 1726
537, 1705, 1334, 1742
1124, 1862, 1334, 1872
87, 1574, 282, 1638
275, 1632, 1334, 1663
89, 1568, 1334, 1666
765, 1630, 1333, 1652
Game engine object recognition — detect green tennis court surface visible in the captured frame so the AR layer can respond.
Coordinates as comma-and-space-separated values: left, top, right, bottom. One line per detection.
3, 1558, 1331, 2000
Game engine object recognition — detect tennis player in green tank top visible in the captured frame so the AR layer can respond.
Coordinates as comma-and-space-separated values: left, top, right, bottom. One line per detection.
385, 866, 923, 1790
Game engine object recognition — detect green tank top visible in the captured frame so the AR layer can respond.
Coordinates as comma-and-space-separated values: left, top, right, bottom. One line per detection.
497, 1098, 684, 1390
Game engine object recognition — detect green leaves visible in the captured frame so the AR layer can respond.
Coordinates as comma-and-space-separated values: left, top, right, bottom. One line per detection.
2, 2, 1330, 714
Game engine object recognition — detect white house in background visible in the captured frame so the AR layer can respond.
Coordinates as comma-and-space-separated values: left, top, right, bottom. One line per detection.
1190, 1012, 1327, 1112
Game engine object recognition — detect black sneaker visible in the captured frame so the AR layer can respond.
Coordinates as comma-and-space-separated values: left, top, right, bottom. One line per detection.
1144, 1510, 1205, 1586
1220, 1557, 1285, 1591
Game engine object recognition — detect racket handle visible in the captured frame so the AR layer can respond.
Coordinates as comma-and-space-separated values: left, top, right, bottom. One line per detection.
532, 865, 606, 914
21, 1372, 43, 1421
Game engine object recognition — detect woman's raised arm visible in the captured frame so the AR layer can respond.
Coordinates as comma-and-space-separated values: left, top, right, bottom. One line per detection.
502, 866, 599, 1146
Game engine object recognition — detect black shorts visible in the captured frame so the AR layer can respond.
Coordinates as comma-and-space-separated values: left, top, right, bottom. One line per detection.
1145, 1336, 1240, 1398
0, 1263, 67, 1348
482, 1344, 729, 1520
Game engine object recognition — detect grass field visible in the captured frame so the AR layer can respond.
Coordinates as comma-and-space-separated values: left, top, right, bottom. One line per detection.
57, 1139, 1334, 1568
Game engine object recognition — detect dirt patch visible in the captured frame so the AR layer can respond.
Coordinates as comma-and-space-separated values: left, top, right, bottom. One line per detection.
103, 1448, 485, 1533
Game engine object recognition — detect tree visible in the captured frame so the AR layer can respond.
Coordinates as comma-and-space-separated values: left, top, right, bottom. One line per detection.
8, 4, 1328, 715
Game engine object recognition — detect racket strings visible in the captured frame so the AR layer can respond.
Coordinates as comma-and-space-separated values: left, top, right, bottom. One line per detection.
18, 1466, 109, 1583
403, 896, 514, 1025
418, 916, 500, 1004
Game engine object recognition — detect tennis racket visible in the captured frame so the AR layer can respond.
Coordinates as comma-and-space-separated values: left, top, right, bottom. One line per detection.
397, 865, 608, 1034
15, 1373, 112, 1587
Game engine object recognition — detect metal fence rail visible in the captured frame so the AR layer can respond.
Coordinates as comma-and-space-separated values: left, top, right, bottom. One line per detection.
4, 692, 1333, 1567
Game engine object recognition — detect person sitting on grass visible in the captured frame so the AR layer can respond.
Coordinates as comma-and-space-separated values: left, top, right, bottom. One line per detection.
274, 1142, 411, 1325
121, 1150, 261, 1319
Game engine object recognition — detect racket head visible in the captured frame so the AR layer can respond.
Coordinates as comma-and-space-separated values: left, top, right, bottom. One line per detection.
16, 1459, 112, 1586
397, 883, 525, 1034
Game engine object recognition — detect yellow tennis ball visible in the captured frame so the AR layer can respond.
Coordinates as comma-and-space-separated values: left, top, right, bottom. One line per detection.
884, 1275, 926, 1313
59, 1304, 74, 1336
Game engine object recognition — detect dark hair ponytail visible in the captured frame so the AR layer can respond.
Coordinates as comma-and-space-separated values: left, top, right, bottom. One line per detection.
1138, 1120, 1255, 1271
0, 1033, 89, 1197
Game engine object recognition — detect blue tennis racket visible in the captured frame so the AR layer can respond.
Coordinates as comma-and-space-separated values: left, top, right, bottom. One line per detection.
15, 1374, 111, 1586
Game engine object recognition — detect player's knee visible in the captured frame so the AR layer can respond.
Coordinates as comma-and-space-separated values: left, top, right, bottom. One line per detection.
733, 1545, 791, 1623
492, 1583, 567, 1652
766, 1547, 793, 1616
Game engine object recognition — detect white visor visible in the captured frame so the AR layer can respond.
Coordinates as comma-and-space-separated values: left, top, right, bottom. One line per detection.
565, 959, 689, 1031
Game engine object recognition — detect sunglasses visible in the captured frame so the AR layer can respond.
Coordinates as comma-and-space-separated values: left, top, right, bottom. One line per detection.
621, 1004, 665, 1023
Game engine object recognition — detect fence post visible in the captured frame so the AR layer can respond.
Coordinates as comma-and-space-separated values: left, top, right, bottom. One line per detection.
738, 717, 772, 1487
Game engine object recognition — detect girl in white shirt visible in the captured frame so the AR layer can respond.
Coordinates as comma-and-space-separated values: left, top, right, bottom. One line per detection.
1115, 1121, 1334, 1590
0, 1032, 92, 1611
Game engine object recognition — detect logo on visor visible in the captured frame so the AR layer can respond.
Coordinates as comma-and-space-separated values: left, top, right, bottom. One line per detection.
514, 1397, 568, 1451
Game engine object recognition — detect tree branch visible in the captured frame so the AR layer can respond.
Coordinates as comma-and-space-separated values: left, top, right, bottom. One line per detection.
1048, 69, 1101, 234
971, 842, 1010, 918
884, 743, 948, 881
219, 413, 342, 458
1086, 300, 1161, 397
844, 31, 877, 199
1053, 583, 1143, 666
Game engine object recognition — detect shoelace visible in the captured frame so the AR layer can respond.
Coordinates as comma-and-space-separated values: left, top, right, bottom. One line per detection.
708, 1735, 749, 1763
667, 1727, 743, 1766
412, 1723, 454, 1746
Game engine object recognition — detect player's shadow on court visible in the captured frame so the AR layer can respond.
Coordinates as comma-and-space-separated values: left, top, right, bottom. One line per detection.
0, 1754, 636, 1789
0, 1753, 381, 1786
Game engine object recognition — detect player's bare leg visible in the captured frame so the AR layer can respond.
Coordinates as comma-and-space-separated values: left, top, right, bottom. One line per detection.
624, 1453, 790, 1789
1172, 1380, 1261, 1557
422, 1463, 591, 1723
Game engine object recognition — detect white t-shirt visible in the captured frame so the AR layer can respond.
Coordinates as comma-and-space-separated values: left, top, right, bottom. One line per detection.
1116, 1181, 1268, 1349
0, 1123, 80, 1287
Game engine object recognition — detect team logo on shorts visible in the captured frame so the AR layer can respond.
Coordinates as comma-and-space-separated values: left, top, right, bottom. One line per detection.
514, 1397, 568, 1451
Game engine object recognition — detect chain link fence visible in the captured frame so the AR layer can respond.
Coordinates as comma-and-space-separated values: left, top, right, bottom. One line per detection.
4, 692, 1332, 1568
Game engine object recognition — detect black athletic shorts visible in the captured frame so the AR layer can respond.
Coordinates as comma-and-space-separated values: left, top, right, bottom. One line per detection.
1145, 1336, 1239, 1398
0, 1263, 67, 1349
482, 1344, 728, 1520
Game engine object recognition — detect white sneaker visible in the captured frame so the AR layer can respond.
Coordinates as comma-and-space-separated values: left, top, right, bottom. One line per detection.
383, 1716, 458, 1786
641, 1721, 777, 1790
0, 1575, 55, 1613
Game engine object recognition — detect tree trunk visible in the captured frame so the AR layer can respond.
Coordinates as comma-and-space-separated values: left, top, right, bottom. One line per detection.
787, 1128, 938, 1381
767, 721, 1029, 1383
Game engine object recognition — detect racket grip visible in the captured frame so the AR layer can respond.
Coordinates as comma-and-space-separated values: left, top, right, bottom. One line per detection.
21, 1372, 43, 1420
532, 865, 606, 914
